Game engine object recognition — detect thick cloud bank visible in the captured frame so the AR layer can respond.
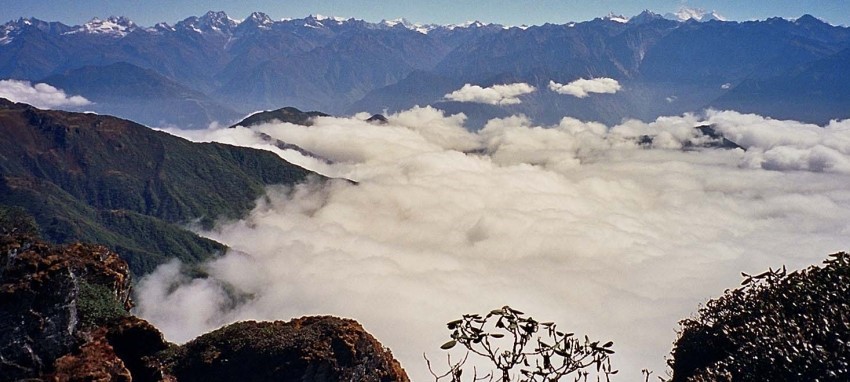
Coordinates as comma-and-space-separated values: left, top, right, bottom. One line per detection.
444, 83, 536, 105
143, 109, 850, 381
0, 79, 91, 108
549, 78, 621, 98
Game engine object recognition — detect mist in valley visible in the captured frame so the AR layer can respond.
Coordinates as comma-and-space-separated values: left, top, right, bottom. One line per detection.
138, 107, 850, 380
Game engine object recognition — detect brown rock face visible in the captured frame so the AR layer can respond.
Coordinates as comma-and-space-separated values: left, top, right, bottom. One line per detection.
50, 327, 133, 382
105, 316, 173, 382
164, 317, 410, 382
0, 233, 132, 380
48, 317, 173, 382
1, 230, 408, 382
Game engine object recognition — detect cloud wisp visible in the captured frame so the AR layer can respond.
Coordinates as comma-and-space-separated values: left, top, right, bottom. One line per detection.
549, 77, 621, 98
0, 79, 91, 109
144, 109, 850, 381
444, 83, 536, 105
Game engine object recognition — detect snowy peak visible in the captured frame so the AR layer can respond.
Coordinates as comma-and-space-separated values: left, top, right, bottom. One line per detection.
379, 18, 410, 28
313, 14, 348, 23
246, 11, 273, 26
0, 18, 32, 45
198, 10, 238, 32
177, 11, 238, 35
236, 11, 274, 33
453, 20, 485, 28
152, 22, 174, 33
65, 16, 137, 37
378, 18, 501, 34
303, 14, 349, 27
603, 12, 630, 23
379, 18, 438, 34
664, 7, 727, 22
0, 17, 72, 44
447, 20, 502, 30
628, 10, 665, 25
109, 16, 136, 27
0, 20, 19, 45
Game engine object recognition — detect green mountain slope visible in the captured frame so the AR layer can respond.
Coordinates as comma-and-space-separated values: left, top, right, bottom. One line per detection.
0, 98, 320, 275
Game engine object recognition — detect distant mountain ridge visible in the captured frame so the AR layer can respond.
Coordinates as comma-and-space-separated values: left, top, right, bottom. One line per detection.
2, 10, 848, 127
42, 62, 241, 128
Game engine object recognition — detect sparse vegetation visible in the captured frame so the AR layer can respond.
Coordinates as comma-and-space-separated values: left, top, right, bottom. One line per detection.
77, 280, 129, 328
430, 306, 616, 382
0, 205, 39, 235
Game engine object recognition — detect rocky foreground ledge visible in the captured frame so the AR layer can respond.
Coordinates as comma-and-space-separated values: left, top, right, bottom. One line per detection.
0, 232, 409, 382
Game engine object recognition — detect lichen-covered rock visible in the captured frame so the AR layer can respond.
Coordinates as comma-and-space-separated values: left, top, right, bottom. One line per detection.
49, 327, 133, 382
164, 317, 410, 382
0, 233, 132, 380
1, 230, 409, 382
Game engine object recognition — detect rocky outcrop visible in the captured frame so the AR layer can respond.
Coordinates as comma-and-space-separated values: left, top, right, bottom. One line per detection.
0, 229, 409, 382
0, 233, 131, 380
41, 316, 173, 382
637, 124, 742, 150
230, 106, 330, 128
105, 316, 173, 382
164, 318, 410, 382
49, 326, 134, 382
366, 114, 389, 125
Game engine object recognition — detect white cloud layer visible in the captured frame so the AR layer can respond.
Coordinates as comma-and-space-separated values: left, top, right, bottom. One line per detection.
145, 110, 850, 381
0, 79, 91, 108
444, 83, 536, 105
549, 78, 621, 98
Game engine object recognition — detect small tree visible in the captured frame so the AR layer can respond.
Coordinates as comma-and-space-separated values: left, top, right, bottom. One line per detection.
428, 306, 616, 382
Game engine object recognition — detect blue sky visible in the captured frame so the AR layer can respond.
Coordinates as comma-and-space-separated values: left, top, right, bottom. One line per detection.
1, 0, 849, 26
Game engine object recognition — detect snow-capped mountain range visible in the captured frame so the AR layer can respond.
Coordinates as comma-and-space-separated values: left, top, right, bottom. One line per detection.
664, 7, 727, 22
63, 16, 137, 37
0, 10, 504, 42
1, 9, 848, 128
0, 8, 738, 43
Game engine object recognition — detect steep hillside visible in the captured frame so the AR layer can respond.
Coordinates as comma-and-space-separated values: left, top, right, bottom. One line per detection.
710, 47, 850, 124
0, 99, 319, 275
215, 26, 449, 113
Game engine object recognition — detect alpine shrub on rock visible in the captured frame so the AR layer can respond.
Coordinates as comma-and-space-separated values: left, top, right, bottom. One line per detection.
669, 252, 850, 381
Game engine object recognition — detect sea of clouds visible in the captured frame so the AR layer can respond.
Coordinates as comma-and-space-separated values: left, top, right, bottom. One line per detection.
143, 107, 850, 380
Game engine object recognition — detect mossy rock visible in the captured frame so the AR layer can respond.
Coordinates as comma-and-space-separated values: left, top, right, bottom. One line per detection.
77, 281, 129, 328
